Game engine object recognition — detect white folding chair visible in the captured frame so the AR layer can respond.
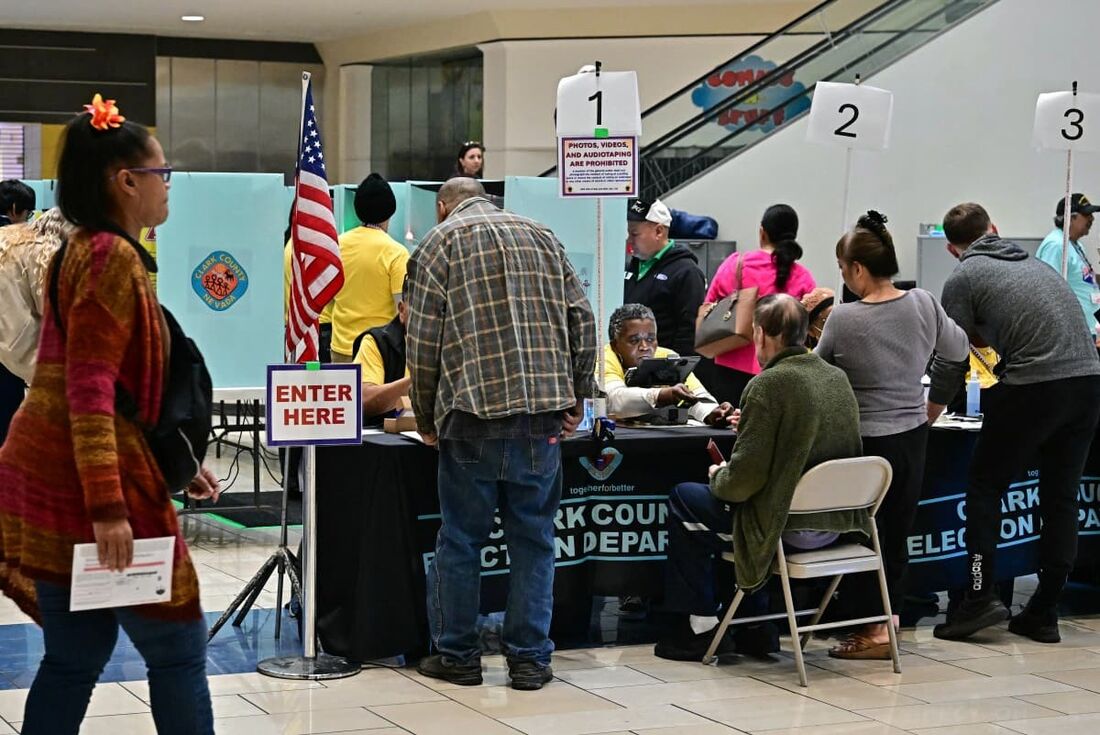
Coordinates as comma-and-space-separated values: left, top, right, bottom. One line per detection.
701, 456, 900, 686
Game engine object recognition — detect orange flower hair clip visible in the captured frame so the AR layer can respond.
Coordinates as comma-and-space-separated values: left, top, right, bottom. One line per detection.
83, 94, 125, 131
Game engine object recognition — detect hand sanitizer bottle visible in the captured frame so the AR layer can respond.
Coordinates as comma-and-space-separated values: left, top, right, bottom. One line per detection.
965, 370, 981, 417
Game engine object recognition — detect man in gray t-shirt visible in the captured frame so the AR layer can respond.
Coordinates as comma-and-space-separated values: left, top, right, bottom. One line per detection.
928, 203, 1100, 644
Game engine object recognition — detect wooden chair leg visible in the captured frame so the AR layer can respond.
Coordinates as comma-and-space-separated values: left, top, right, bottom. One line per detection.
703, 588, 745, 663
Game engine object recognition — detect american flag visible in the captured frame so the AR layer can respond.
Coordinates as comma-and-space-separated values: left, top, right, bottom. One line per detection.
286, 73, 344, 363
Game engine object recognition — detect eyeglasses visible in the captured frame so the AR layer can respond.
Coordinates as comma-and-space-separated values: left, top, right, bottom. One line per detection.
463, 141, 482, 147
625, 334, 657, 346
113, 166, 173, 183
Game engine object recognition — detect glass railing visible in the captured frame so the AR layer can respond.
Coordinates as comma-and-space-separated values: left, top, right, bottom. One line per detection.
636, 0, 996, 200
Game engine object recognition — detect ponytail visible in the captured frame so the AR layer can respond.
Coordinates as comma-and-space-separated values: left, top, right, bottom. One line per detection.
772, 238, 804, 291
760, 203, 802, 291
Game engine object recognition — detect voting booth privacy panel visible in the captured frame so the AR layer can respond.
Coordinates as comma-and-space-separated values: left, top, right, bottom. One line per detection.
19, 170, 628, 393
156, 172, 287, 390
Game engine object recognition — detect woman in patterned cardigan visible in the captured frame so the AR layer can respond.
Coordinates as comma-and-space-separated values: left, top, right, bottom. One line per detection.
0, 98, 219, 734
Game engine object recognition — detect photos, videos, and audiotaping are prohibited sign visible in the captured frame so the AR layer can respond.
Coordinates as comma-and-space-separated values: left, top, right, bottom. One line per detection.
556, 67, 641, 199
558, 137, 638, 197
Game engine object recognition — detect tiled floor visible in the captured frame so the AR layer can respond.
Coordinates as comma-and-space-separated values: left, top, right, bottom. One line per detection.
2, 444, 1100, 733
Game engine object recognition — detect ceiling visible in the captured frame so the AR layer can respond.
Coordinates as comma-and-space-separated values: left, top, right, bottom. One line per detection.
3, 0, 773, 43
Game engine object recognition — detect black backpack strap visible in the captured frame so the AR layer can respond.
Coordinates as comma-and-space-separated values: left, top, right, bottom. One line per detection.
350, 328, 372, 364
48, 237, 69, 336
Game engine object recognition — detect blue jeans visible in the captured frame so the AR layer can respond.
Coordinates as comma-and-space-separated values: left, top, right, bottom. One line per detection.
665, 482, 776, 649
23, 581, 214, 735
428, 435, 562, 666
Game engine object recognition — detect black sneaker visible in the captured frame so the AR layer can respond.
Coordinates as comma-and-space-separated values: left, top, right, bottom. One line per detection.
508, 660, 553, 691
933, 595, 1010, 640
1008, 603, 1061, 643
655, 624, 737, 662
416, 654, 483, 686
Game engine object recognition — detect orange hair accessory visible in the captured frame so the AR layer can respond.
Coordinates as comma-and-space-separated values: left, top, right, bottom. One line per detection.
83, 94, 125, 131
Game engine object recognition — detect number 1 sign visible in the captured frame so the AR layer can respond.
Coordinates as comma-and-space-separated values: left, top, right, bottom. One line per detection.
1033, 90, 1100, 152
556, 70, 641, 137
806, 81, 894, 151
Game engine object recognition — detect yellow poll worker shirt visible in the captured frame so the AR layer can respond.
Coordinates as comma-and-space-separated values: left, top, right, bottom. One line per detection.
283, 240, 332, 324
970, 346, 999, 389
602, 344, 717, 423
354, 333, 411, 386
329, 226, 409, 357
603, 344, 706, 392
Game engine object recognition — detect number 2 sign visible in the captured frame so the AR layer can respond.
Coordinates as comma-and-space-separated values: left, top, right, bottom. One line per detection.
806, 81, 894, 151
1033, 90, 1100, 152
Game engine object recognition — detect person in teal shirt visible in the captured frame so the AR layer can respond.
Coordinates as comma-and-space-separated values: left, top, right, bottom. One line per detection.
1036, 193, 1100, 343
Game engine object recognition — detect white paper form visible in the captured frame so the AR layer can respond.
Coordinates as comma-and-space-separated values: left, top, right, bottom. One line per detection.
70, 536, 175, 612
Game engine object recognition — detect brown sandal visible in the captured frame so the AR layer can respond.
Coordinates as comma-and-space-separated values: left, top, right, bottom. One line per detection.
828, 632, 892, 660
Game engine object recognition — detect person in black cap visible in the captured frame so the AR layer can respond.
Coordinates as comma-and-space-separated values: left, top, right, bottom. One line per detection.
624, 198, 706, 357
1037, 193, 1100, 345
328, 173, 408, 362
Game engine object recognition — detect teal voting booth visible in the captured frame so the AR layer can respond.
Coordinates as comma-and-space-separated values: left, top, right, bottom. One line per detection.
23, 180, 56, 214
156, 172, 286, 390
20, 174, 623, 391
504, 176, 626, 327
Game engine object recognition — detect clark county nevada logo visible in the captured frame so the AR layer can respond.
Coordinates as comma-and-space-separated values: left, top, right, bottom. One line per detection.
192, 251, 249, 311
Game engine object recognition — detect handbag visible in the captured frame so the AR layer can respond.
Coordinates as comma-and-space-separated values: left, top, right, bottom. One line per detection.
48, 234, 213, 493
694, 253, 757, 357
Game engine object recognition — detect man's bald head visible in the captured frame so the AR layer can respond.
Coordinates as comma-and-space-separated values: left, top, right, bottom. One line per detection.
436, 177, 486, 221
755, 293, 809, 348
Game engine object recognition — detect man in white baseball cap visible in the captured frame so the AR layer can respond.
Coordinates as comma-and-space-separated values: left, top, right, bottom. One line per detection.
624, 198, 706, 356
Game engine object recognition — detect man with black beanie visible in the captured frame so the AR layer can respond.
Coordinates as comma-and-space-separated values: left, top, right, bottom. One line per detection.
328, 173, 409, 362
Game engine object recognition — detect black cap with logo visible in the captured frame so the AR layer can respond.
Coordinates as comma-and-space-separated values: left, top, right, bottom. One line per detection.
1056, 193, 1100, 218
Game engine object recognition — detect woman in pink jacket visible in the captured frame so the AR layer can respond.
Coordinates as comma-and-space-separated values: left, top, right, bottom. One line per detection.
698, 204, 817, 404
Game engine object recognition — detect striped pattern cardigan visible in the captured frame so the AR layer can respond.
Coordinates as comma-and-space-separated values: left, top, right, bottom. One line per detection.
0, 229, 201, 622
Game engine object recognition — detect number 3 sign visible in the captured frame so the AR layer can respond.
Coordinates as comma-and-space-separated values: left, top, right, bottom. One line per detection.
806, 81, 894, 151
1033, 91, 1100, 152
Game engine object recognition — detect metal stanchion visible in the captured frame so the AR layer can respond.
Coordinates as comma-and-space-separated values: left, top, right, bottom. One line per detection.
257, 444, 359, 680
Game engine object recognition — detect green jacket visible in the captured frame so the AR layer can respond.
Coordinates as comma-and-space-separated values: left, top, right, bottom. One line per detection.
711, 347, 870, 591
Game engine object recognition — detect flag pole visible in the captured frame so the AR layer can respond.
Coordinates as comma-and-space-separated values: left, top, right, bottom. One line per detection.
1061, 81, 1078, 281
258, 71, 358, 682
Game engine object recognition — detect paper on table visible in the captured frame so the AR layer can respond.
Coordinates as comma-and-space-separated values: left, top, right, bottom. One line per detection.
934, 414, 983, 431
400, 430, 426, 444
70, 536, 175, 612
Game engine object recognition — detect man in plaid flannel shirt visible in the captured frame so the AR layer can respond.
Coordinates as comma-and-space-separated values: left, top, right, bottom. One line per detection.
407, 177, 596, 691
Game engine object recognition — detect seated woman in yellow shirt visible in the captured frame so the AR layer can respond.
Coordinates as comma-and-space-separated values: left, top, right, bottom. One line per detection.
604, 304, 735, 427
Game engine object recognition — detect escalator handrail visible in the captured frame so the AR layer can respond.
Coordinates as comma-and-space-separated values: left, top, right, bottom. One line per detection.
647, 0, 984, 196
538, 0, 899, 177
639, 0, 841, 119
642, 0, 919, 157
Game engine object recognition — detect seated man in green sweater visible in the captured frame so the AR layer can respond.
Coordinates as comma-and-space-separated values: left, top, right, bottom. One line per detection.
657, 294, 870, 661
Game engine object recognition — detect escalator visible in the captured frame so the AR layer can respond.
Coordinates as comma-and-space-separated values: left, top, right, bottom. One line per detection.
542, 0, 998, 202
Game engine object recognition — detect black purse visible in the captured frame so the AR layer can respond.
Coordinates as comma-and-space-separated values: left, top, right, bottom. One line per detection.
48, 233, 213, 492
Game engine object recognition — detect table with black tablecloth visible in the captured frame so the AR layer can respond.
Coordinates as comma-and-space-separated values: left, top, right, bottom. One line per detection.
907, 426, 1100, 593
315, 424, 1100, 662
314, 426, 736, 662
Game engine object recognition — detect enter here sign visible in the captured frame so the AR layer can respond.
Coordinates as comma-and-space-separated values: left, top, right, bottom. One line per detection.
266, 364, 362, 446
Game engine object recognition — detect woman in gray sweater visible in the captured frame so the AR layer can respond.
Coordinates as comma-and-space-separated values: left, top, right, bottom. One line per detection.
815, 211, 969, 659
